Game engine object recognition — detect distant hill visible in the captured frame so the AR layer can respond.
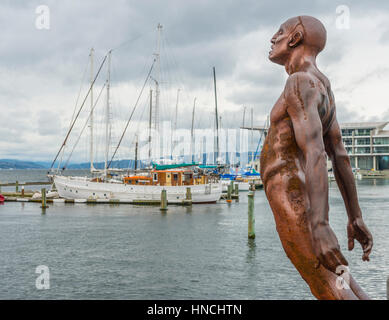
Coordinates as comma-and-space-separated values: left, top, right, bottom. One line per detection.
0, 159, 46, 169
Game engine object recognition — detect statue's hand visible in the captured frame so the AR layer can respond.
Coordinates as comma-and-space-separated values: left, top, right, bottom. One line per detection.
347, 217, 373, 262
312, 223, 348, 273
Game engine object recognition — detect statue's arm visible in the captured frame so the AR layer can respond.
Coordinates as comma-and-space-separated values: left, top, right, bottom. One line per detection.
285, 73, 348, 272
324, 119, 373, 261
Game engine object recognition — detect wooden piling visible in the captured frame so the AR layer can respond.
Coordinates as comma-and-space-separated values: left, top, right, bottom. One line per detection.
226, 184, 232, 203
21, 186, 25, 198
248, 191, 255, 239
186, 187, 192, 201
40, 188, 49, 209
160, 189, 168, 211
230, 180, 234, 194
15, 181, 19, 193
234, 183, 239, 196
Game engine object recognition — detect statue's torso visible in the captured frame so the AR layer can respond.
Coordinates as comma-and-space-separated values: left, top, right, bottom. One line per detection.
260, 74, 335, 187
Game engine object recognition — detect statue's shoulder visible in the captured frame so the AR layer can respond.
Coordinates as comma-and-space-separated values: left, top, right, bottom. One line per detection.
284, 71, 321, 100
285, 71, 317, 89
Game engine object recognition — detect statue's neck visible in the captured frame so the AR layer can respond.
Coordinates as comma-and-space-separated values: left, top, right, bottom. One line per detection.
285, 49, 318, 75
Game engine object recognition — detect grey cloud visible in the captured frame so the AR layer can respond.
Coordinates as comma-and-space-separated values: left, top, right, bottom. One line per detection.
1, 0, 389, 160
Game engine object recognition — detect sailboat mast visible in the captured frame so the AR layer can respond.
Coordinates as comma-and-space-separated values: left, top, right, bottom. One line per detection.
104, 50, 112, 176
242, 106, 246, 127
134, 134, 138, 171
153, 23, 162, 134
213, 66, 219, 164
89, 48, 94, 172
148, 89, 153, 166
190, 97, 196, 163
250, 107, 253, 166
171, 88, 180, 159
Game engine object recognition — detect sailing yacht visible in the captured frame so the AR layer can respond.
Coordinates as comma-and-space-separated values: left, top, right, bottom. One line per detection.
51, 26, 222, 204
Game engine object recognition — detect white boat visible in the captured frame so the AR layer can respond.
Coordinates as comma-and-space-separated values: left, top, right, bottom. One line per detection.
50, 26, 223, 204
53, 169, 222, 204
221, 180, 250, 192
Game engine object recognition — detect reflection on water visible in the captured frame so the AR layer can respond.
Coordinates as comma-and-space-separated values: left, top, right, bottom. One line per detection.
0, 170, 388, 299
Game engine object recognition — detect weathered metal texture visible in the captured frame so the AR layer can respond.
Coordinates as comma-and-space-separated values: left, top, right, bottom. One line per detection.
260, 16, 373, 300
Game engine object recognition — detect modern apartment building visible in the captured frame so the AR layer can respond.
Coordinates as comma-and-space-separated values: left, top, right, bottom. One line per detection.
340, 122, 389, 170
242, 121, 389, 171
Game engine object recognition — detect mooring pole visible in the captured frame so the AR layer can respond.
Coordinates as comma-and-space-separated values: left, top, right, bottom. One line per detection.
21, 186, 25, 198
230, 180, 234, 194
234, 183, 239, 196
186, 187, 192, 201
248, 191, 255, 239
227, 184, 232, 203
15, 181, 19, 193
41, 188, 48, 210
160, 189, 167, 211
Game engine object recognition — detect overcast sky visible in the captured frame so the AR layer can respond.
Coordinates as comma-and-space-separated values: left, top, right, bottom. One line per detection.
1, 0, 389, 162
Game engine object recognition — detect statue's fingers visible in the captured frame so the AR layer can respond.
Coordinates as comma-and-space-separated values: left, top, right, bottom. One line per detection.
362, 239, 373, 261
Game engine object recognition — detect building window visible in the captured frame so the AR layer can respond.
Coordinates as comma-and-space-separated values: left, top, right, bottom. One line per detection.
373, 137, 389, 145
341, 129, 354, 136
355, 138, 370, 145
374, 146, 389, 153
355, 128, 371, 136
355, 147, 370, 154
153, 173, 158, 182
358, 156, 373, 170
343, 138, 352, 145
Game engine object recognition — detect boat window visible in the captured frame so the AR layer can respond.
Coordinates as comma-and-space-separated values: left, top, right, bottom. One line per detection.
153, 173, 158, 181
173, 174, 178, 181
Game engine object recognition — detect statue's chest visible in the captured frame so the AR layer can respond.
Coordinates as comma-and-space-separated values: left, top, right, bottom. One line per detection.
270, 93, 288, 124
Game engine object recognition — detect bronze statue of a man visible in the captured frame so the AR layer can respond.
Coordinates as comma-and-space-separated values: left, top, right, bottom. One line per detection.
260, 16, 373, 299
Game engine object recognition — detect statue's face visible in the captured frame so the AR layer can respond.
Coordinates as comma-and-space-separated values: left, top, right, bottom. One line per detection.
269, 19, 299, 65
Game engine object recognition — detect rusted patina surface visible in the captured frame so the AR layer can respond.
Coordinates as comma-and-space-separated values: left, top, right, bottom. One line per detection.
260, 16, 373, 300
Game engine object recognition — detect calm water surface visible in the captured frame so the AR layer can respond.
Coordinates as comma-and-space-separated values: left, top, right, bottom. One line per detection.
0, 170, 388, 299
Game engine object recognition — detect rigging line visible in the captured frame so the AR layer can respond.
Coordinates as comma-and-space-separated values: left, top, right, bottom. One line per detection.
63, 83, 107, 170
252, 116, 269, 166
107, 58, 156, 169
110, 28, 154, 52
50, 54, 108, 170
57, 54, 91, 172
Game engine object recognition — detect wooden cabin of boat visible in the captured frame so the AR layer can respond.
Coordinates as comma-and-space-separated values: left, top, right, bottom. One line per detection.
123, 169, 209, 186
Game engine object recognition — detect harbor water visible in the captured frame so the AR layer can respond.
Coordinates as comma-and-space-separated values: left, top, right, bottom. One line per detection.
0, 170, 388, 299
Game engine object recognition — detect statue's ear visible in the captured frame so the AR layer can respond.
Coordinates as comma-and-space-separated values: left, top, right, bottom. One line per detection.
288, 31, 303, 48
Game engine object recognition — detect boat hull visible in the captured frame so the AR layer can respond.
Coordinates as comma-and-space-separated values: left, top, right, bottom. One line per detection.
53, 175, 222, 204
221, 180, 250, 192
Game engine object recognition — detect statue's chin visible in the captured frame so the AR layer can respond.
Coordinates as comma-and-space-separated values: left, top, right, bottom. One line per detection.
269, 53, 284, 65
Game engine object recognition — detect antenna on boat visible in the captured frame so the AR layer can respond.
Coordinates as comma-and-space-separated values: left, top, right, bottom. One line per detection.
212, 66, 220, 165
104, 50, 112, 178
89, 48, 95, 173
190, 97, 196, 163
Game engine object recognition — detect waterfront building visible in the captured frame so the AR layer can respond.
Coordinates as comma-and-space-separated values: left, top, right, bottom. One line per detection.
340, 122, 389, 170
241, 121, 389, 171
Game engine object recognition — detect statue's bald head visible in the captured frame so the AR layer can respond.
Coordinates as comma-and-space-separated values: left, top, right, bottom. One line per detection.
285, 16, 326, 53
269, 15, 327, 65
